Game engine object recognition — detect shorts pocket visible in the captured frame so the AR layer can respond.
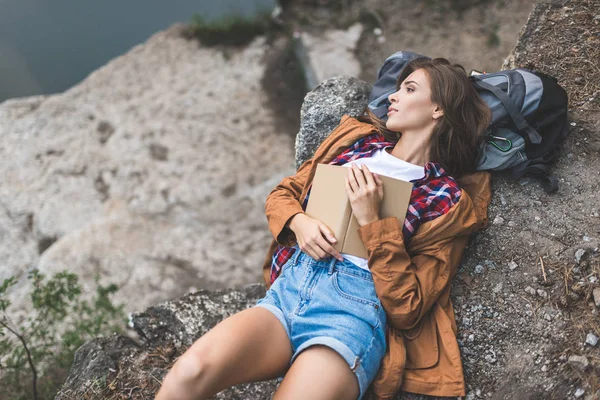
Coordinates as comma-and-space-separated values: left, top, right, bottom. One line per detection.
333, 271, 381, 310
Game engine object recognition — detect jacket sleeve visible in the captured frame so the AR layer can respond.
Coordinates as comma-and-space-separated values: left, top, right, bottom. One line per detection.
358, 216, 468, 331
264, 114, 355, 247
264, 157, 313, 247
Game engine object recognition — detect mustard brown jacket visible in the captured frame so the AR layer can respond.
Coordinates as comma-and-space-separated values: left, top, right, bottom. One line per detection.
261, 115, 491, 399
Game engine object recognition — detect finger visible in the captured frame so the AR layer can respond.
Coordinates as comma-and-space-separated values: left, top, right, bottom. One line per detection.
345, 176, 355, 196
310, 242, 328, 260
377, 182, 384, 198
351, 164, 367, 187
298, 241, 313, 259
316, 235, 343, 261
303, 243, 320, 260
362, 165, 376, 188
347, 168, 358, 192
374, 173, 383, 186
318, 222, 337, 244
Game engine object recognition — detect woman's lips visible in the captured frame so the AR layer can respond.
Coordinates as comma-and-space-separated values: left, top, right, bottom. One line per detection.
387, 108, 397, 114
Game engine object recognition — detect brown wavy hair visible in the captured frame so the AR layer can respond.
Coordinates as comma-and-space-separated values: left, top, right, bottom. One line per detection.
359, 57, 491, 178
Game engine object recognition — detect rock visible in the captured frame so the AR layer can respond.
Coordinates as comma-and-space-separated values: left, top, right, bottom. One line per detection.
56, 335, 140, 400
585, 333, 598, 347
574, 388, 585, 398
575, 248, 587, 264
537, 289, 548, 298
500, 194, 508, 206
475, 264, 485, 274
593, 287, 600, 308
294, 76, 371, 168
525, 286, 536, 296
0, 26, 296, 317
493, 215, 505, 225
508, 261, 519, 270
568, 355, 589, 371
299, 23, 363, 90
57, 284, 275, 399
493, 282, 503, 293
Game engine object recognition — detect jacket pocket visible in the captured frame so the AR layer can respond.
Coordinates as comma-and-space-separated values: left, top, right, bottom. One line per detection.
403, 311, 439, 369
370, 326, 406, 399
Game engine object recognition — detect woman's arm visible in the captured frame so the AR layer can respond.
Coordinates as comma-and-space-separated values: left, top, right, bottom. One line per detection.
264, 158, 343, 261
264, 157, 313, 247
357, 216, 469, 331
264, 114, 356, 248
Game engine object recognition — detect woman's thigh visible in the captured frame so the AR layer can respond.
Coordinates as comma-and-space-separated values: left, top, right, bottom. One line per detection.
182, 306, 293, 391
273, 345, 360, 400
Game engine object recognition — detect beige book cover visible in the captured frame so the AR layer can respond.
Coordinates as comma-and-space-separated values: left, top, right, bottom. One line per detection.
305, 163, 413, 259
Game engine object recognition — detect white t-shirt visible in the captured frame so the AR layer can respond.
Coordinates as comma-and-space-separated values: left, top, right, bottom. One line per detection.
340, 147, 424, 271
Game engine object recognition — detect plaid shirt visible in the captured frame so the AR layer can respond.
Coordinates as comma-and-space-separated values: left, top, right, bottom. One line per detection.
269, 133, 462, 284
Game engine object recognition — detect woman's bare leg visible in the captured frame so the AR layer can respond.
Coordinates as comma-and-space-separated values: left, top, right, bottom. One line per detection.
272, 345, 360, 400
155, 307, 293, 400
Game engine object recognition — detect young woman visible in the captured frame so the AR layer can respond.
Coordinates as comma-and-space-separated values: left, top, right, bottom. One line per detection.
156, 57, 492, 400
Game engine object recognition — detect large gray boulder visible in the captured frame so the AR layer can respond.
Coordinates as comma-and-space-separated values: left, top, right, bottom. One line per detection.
0, 24, 296, 318
294, 75, 372, 169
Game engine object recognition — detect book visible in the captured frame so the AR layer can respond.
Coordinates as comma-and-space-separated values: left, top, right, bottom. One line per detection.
305, 163, 413, 259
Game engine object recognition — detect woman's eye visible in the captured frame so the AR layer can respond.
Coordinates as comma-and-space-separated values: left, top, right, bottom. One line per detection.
406, 87, 414, 92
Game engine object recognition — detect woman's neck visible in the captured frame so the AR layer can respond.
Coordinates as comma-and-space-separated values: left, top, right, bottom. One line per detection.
387, 131, 432, 166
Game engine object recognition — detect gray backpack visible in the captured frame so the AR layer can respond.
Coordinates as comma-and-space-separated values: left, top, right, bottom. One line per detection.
368, 51, 570, 192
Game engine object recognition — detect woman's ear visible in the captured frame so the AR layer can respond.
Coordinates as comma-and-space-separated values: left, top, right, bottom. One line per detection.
432, 105, 444, 120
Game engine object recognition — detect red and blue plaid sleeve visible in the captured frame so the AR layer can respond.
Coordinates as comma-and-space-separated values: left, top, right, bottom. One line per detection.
403, 164, 462, 241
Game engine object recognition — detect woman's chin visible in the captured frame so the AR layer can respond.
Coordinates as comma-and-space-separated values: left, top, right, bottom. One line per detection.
385, 121, 401, 132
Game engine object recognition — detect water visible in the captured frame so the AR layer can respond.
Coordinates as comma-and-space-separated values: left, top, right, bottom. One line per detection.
0, 0, 275, 103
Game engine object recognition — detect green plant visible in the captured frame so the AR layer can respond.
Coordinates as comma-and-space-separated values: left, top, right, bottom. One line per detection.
487, 24, 501, 47
0, 270, 126, 400
189, 12, 274, 47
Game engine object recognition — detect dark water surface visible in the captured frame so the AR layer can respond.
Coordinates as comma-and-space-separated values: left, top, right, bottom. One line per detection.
0, 0, 275, 103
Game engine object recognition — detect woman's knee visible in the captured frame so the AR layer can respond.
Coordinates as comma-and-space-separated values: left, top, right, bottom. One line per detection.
176, 348, 208, 380
156, 340, 216, 400
168, 337, 219, 386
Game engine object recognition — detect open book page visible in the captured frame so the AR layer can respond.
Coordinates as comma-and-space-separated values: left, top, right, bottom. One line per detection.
305, 163, 413, 258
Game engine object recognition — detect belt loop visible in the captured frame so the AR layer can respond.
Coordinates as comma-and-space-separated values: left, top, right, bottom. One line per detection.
292, 246, 303, 265
328, 257, 336, 275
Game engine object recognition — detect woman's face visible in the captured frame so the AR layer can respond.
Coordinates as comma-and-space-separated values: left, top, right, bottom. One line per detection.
385, 68, 442, 133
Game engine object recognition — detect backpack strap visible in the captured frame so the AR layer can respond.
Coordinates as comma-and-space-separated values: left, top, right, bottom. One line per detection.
472, 79, 543, 145
511, 162, 559, 193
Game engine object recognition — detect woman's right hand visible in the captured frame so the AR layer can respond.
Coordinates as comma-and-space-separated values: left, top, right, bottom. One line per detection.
288, 214, 343, 262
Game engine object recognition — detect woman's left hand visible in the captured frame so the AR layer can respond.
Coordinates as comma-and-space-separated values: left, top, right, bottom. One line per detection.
345, 164, 384, 227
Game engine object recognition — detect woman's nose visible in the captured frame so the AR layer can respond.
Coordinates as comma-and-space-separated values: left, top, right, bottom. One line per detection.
388, 90, 398, 103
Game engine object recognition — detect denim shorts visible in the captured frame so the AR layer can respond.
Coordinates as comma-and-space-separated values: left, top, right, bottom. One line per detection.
255, 246, 387, 400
